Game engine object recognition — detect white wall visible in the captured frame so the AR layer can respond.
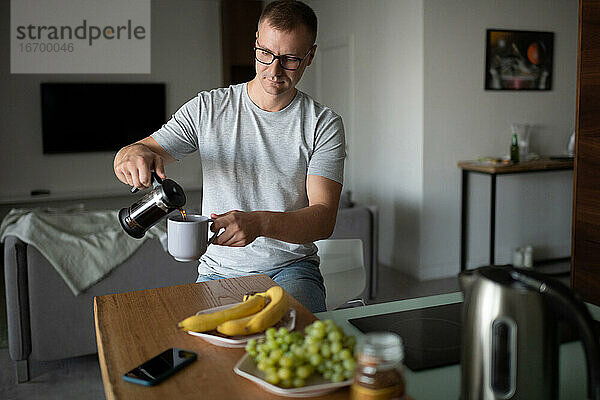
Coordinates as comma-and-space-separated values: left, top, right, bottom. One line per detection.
305, 0, 577, 280
301, 0, 425, 270
0, 0, 222, 198
420, 0, 577, 279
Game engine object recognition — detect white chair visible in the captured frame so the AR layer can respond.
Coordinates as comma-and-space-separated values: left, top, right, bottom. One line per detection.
316, 239, 367, 311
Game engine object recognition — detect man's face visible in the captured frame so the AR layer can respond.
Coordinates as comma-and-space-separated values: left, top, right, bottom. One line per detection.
255, 21, 314, 98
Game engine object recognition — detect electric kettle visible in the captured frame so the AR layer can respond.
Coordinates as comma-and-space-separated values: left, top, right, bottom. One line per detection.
118, 171, 186, 239
459, 265, 600, 400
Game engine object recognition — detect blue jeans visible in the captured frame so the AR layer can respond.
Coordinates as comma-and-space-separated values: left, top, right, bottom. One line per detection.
195, 260, 327, 313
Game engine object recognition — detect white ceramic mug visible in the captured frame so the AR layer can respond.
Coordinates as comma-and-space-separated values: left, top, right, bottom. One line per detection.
167, 214, 217, 262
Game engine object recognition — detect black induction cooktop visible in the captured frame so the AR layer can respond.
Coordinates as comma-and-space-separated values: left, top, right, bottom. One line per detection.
349, 302, 463, 371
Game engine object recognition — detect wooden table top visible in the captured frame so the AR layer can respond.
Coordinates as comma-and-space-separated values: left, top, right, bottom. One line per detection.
94, 275, 348, 400
457, 157, 573, 174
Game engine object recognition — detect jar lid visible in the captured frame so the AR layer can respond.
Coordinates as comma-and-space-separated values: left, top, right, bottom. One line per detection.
357, 332, 404, 364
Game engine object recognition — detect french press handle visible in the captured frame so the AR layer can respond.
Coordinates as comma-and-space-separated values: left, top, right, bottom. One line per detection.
130, 171, 163, 193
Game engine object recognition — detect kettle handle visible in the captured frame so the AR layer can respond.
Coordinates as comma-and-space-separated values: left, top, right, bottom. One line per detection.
512, 269, 600, 400
130, 171, 163, 194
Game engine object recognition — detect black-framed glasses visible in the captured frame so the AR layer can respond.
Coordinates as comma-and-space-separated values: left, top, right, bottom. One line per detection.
253, 45, 312, 71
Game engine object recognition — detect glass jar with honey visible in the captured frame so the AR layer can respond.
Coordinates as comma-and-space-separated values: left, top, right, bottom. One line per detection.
350, 332, 406, 400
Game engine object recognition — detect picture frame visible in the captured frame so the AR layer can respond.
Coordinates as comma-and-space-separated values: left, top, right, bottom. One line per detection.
484, 29, 554, 91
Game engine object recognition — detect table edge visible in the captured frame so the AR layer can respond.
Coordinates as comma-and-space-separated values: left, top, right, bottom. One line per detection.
94, 296, 116, 400
457, 159, 574, 174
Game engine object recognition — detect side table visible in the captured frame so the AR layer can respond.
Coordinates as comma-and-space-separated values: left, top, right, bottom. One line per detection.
458, 158, 574, 272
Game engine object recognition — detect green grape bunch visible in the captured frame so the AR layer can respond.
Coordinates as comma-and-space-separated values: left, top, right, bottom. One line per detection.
244, 319, 357, 388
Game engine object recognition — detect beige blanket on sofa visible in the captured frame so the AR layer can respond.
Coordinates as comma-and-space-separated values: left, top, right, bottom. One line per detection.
0, 207, 167, 296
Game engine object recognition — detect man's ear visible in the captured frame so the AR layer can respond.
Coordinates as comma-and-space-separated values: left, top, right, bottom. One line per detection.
306, 45, 317, 67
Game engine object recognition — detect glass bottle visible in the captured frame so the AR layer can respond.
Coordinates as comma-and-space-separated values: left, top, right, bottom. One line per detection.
510, 133, 520, 163
351, 332, 406, 400
523, 245, 534, 268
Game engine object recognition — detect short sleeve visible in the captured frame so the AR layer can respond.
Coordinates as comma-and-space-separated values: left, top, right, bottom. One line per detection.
151, 96, 200, 160
307, 114, 346, 184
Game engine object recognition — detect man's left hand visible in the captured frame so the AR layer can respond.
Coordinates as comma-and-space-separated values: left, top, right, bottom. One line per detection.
210, 210, 263, 247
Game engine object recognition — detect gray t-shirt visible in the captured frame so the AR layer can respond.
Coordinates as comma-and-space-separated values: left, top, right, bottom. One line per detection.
152, 83, 345, 277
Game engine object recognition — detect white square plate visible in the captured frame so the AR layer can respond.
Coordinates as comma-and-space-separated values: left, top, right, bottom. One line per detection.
234, 353, 352, 397
186, 303, 296, 348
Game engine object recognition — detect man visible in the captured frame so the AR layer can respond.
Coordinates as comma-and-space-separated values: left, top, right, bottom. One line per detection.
113, 0, 345, 313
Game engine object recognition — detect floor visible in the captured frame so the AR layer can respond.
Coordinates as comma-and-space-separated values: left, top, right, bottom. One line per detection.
0, 262, 569, 400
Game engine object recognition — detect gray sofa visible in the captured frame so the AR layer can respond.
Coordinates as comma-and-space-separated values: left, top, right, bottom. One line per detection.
3, 203, 377, 383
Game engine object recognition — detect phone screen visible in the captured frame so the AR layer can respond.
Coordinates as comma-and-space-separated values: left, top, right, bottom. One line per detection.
123, 348, 197, 386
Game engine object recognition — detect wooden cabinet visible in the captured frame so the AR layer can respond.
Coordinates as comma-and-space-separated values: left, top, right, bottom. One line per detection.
572, 0, 600, 305
221, 0, 263, 86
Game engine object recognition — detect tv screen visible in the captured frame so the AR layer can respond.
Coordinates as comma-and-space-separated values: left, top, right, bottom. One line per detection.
41, 83, 166, 154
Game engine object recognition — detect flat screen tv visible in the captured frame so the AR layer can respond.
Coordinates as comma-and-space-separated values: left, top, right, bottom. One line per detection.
41, 82, 166, 154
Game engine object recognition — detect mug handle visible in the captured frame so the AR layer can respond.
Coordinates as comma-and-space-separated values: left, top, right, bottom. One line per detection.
207, 218, 220, 245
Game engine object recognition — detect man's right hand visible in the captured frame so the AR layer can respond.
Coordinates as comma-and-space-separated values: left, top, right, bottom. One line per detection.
113, 137, 174, 189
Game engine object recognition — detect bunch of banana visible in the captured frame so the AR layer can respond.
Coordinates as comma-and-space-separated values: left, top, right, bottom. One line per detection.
177, 293, 267, 332
217, 286, 290, 336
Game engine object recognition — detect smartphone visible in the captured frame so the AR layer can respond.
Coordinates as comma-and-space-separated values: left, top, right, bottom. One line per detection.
122, 348, 197, 386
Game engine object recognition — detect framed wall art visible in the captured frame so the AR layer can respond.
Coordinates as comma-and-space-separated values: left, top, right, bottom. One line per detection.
485, 29, 554, 91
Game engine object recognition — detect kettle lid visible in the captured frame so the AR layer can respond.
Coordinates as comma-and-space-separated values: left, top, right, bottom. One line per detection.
160, 179, 186, 208
476, 266, 529, 289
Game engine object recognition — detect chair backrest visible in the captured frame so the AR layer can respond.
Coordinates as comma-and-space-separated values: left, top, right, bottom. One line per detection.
315, 239, 366, 310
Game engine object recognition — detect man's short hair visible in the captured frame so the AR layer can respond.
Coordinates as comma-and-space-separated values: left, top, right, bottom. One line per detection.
259, 0, 318, 45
